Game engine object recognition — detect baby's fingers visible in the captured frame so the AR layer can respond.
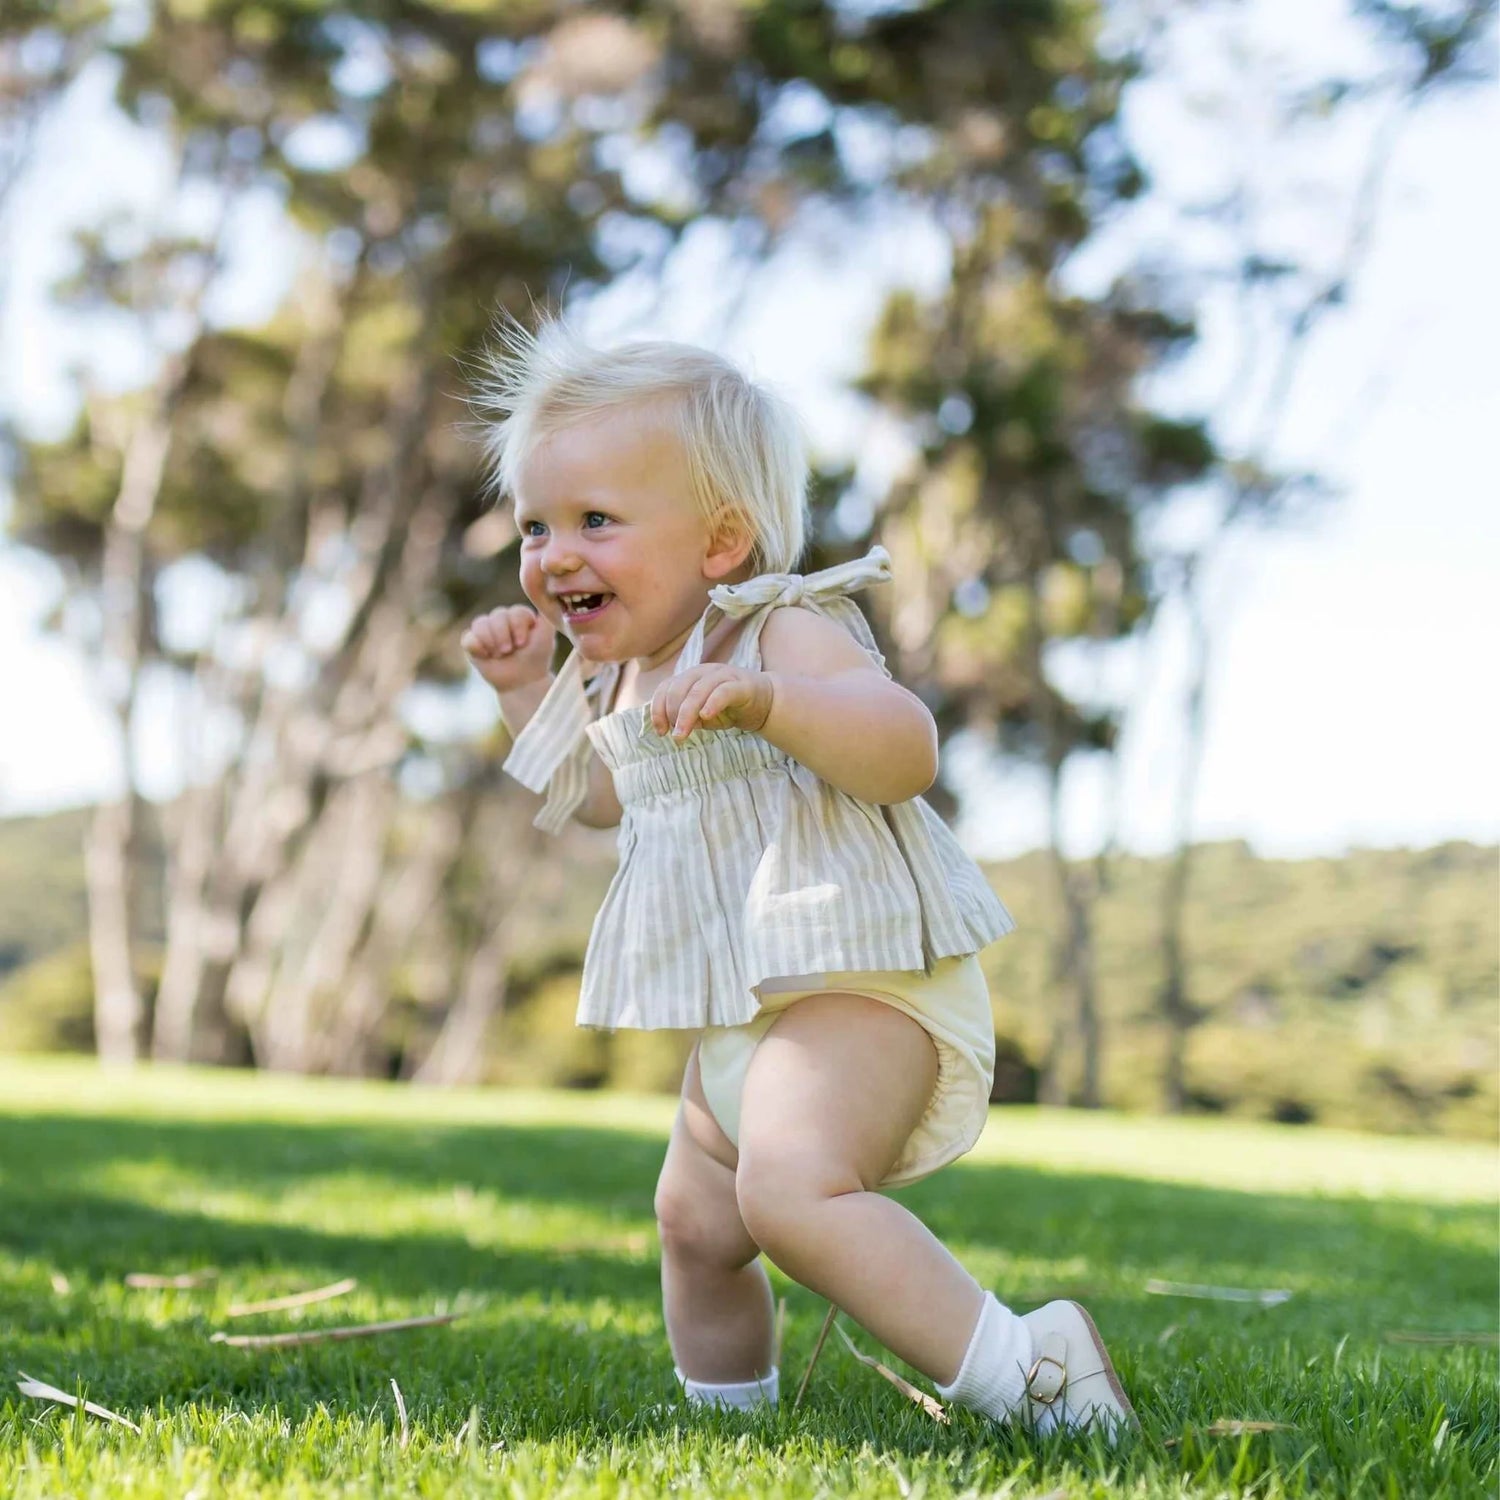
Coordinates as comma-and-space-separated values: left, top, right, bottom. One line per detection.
695, 684, 737, 726
649, 685, 677, 736
671, 678, 726, 740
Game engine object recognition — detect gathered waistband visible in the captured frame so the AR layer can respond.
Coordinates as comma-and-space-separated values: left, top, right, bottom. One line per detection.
612, 734, 789, 803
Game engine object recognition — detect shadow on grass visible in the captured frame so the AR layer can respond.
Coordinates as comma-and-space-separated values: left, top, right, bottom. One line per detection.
1, 1108, 1495, 1460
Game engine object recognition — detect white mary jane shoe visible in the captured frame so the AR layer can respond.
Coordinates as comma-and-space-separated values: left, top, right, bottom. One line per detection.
1017, 1299, 1136, 1442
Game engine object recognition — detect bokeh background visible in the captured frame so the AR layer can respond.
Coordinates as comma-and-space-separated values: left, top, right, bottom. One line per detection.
1, 0, 1494, 1138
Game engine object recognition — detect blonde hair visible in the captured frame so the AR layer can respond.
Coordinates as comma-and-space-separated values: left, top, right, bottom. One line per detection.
478, 316, 808, 576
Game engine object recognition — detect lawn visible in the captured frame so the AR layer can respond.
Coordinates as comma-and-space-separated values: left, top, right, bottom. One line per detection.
1, 1057, 1495, 1498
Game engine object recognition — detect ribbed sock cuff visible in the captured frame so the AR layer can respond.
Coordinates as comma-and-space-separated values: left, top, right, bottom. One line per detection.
675, 1365, 780, 1410
934, 1291, 1033, 1424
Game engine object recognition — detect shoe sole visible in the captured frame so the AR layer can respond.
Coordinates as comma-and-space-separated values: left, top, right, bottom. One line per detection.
1065, 1300, 1137, 1428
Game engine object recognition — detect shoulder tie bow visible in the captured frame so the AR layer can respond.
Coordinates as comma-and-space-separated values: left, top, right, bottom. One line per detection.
707, 545, 891, 620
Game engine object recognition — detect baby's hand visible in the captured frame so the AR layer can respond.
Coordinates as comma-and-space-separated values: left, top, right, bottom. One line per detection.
651, 664, 775, 742
461, 605, 556, 694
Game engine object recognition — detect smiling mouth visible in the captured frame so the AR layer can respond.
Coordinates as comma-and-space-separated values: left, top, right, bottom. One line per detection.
557, 592, 613, 621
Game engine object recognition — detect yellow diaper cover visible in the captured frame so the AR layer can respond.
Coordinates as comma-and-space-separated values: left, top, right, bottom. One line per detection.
695, 953, 997, 1188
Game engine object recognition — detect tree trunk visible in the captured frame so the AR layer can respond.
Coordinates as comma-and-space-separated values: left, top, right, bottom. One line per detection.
1039, 766, 1103, 1109
410, 801, 559, 1086
412, 910, 514, 1086
322, 782, 477, 1075
254, 770, 399, 1071
1157, 589, 1211, 1112
146, 277, 446, 1063
87, 797, 145, 1064
152, 779, 224, 1060
87, 401, 179, 1064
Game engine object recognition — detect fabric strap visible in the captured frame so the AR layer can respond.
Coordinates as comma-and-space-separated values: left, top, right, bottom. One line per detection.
680, 545, 892, 670
501, 652, 618, 834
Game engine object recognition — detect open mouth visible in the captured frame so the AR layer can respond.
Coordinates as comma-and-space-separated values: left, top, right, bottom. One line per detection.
557, 592, 613, 622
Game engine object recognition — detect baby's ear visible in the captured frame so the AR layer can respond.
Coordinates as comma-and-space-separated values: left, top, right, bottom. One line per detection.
703, 511, 756, 581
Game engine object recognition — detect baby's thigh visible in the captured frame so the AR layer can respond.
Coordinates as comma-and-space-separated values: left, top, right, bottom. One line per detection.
679, 1040, 739, 1170
739, 992, 939, 1193
654, 1046, 759, 1267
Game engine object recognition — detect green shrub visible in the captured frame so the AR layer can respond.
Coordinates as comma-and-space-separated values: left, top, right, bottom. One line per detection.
0, 943, 96, 1052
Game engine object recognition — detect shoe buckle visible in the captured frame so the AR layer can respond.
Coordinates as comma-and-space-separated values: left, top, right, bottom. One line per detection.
1025, 1332, 1067, 1405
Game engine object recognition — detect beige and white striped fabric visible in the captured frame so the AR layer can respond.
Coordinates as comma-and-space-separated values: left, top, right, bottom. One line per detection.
502, 545, 1015, 1030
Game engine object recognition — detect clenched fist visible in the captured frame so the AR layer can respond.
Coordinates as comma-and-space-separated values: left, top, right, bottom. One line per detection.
650, 664, 775, 742
461, 605, 556, 694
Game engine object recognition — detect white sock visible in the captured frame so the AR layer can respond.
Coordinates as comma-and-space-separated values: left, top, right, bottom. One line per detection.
934, 1291, 1037, 1426
675, 1365, 779, 1410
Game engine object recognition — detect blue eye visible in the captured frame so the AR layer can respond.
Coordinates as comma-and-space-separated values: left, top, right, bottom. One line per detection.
584, 512, 609, 529
520, 521, 545, 538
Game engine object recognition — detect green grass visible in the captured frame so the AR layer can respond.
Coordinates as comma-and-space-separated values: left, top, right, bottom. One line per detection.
1, 1059, 1495, 1498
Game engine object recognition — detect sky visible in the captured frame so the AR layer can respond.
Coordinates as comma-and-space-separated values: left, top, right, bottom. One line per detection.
1, 1, 1496, 860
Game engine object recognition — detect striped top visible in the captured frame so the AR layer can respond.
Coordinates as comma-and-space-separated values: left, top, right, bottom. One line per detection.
503, 546, 1015, 1030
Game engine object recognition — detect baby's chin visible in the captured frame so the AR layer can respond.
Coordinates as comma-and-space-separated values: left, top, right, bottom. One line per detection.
568, 635, 628, 663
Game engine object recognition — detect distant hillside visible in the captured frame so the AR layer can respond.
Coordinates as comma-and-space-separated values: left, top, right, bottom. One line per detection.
1, 807, 1494, 1138
973, 840, 1497, 1139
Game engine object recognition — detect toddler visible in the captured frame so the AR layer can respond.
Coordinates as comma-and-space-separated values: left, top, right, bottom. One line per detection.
461, 320, 1134, 1440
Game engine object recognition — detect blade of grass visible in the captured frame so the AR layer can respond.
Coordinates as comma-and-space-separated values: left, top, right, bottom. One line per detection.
125, 1269, 219, 1289
794, 1303, 839, 1410
210, 1312, 462, 1349
16, 1373, 141, 1433
225, 1278, 358, 1318
1146, 1278, 1291, 1306
831, 1321, 948, 1425
390, 1378, 410, 1449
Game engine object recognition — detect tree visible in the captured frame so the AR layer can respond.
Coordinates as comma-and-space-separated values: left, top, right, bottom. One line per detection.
1129, 0, 1496, 1111
848, 9, 1212, 1106
7, 0, 1214, 1078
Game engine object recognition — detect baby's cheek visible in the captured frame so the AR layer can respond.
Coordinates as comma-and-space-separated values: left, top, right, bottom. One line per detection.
518, 557, 549, 613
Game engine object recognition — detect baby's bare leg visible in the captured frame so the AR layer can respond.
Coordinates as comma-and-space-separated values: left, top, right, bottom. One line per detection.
734, 994, 985, 1387
655, 1045, 775, 1383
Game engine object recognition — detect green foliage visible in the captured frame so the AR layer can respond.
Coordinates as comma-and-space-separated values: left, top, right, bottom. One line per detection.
0, 1062, 1494, 1498
980, 842, 1499, 1138
3, 808, 1494, 1138
0, 943, 95, 1052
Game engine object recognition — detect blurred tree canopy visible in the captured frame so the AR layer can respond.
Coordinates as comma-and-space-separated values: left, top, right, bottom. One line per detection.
7, 0, 1197, 1077
4, 1, 1488, 1090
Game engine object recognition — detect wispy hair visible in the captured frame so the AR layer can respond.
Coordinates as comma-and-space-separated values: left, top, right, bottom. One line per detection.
476, 315, 808, 576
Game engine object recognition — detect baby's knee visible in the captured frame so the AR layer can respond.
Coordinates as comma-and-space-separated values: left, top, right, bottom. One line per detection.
734, 1145, 856, 1261
654, 1176, 748, 1269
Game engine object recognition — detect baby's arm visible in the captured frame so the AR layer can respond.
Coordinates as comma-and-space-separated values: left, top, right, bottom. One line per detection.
466, 607, 621, 829
757, 606, 939, 805
495, 677, 622, 830
574, 756, 623, 828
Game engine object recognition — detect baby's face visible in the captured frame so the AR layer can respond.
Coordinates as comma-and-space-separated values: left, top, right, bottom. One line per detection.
513, 405, 721, 664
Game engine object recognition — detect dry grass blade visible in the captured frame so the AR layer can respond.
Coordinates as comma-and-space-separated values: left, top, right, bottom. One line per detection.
1163, 1419, 1296, 1447
226, 1278, 358, 1318
124, 1269, 219, 1290
390, 1378, 410, 1449
16, 1373, 142, 1434
210, 1312, 462, 1349
794, 1303, 839, 1410
1384, 1329, 1499, 1345
832, 1321, 948, 1425
773, 1297, 787, 1370
1156, 1322, 1180, 1346
1206, 1419, 1295, 1435
1146, 1277, 1291, 1306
